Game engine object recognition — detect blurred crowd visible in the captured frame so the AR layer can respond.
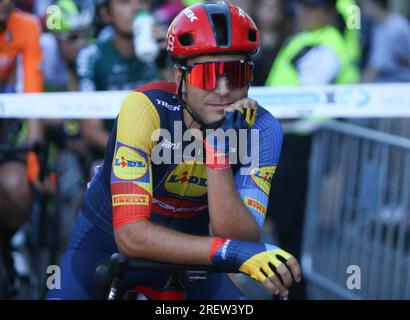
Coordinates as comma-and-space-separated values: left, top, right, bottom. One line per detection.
0, 0, 409, 299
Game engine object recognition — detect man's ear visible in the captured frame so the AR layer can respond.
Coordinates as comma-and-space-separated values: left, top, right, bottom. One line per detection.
174, 65, 182, 83
174, 66, 185, 92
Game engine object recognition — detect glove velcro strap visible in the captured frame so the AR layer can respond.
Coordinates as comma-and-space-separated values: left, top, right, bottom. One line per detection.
209, 237, 230, 262
204, 139, 230, 170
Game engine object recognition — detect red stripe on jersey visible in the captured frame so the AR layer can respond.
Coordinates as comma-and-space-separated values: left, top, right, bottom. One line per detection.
135, 81, 177, 95
152, 194, 208, 218
111, 182, 152, 229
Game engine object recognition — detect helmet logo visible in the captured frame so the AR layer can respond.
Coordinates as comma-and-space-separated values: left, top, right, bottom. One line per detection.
184, 8, 198, 23
167, 35, 175, 52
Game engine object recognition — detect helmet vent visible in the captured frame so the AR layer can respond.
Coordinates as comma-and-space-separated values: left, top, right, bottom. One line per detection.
211, 13, 228, 47
248, 29, 257, 42
178, 33, 195, 46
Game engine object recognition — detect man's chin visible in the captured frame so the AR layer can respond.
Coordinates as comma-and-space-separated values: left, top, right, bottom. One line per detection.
204, 115, 225, 127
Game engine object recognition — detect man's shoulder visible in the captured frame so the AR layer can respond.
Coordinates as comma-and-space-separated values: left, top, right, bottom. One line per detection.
134, 81, 182, 113
255, 105, 281, 128
77, 42, 102, 62
118, 81, 180, 121
9, 10, 40, 28
135, 81, 177, 95
76, 43, 103, 80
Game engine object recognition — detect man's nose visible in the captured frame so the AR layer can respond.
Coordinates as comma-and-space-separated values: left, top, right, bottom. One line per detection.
213, 76, 230, 96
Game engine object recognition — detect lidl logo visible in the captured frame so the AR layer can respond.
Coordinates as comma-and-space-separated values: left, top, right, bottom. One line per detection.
250, 166, 276, 195
244, 197, 267, 216
113, 194, 149, 206
113, 146, 148, 180
164, 163, 207, 197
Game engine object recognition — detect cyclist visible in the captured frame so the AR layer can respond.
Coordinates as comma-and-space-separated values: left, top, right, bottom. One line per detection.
0, 0, 44, 297
46, 1, 301, 300
76, 0, 166, 165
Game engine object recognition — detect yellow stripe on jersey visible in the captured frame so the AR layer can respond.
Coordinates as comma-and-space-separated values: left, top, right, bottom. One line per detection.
116, 92, 161, 154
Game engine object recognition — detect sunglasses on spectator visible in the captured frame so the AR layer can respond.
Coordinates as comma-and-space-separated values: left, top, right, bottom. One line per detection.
180, 60, 254, 91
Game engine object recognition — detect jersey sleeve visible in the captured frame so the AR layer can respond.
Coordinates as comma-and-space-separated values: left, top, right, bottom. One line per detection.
76, 44, 100, 91
234, 110, 283, 230
22, 16, 43, 92
111, 91, 160, 230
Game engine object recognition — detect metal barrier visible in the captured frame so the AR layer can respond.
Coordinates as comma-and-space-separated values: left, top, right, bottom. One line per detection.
302, 120, 410, 300
350, 118, 410, 139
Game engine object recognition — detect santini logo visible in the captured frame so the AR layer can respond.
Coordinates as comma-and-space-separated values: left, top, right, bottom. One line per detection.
162, 139, 181, 150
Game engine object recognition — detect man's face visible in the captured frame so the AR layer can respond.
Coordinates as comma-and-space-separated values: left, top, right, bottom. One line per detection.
177, 54, 250, 125
296, 3, 329, 31
255, 0, 283, 30
0, 0, 14, 24
57, 29, 93, 65
108, 0, 149, 36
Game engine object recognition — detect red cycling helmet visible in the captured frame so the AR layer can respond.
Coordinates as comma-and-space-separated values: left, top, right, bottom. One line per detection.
166, 1, 260, 60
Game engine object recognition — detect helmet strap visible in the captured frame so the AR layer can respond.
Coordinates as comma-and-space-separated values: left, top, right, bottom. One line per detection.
177, 71, 208, 134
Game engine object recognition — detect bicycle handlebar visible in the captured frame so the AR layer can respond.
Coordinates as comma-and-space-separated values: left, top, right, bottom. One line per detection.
96, 253, 290, 300
95, 253, 239, 300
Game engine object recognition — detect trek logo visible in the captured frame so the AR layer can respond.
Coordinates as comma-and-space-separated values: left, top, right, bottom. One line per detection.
164, 163, 207, 197
250, 166, 276, 195
238, 7, 246, 18
113, 146, 148, 180
184, 8, 198, 22
155, 99, 181, 111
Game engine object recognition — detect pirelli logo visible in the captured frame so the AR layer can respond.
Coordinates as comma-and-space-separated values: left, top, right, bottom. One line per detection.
112, 194, 149, 206
245, 197, 267, 216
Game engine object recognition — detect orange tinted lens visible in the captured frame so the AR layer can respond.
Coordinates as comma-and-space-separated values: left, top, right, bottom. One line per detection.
186, 61, 253, 90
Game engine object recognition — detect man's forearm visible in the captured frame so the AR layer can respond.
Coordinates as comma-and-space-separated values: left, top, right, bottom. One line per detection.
206, 167, 260, 242
114, 219, 214, 264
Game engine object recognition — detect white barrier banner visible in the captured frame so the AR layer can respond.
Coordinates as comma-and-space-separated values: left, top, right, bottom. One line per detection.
0, 83, 409, 119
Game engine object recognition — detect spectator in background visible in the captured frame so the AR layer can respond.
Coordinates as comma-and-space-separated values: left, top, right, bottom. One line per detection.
0, 0, 44, 297
152, 0, 185, 25
336, 0, 362, 68
40, 0, 96, 179
76, 0, 167, 163
39, 0, 97, 249
264, 0, 359, 300
252, 0, 294, 86
266, 0, 360, 86
359, 0, 410, 82
41, 0, 95, 91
